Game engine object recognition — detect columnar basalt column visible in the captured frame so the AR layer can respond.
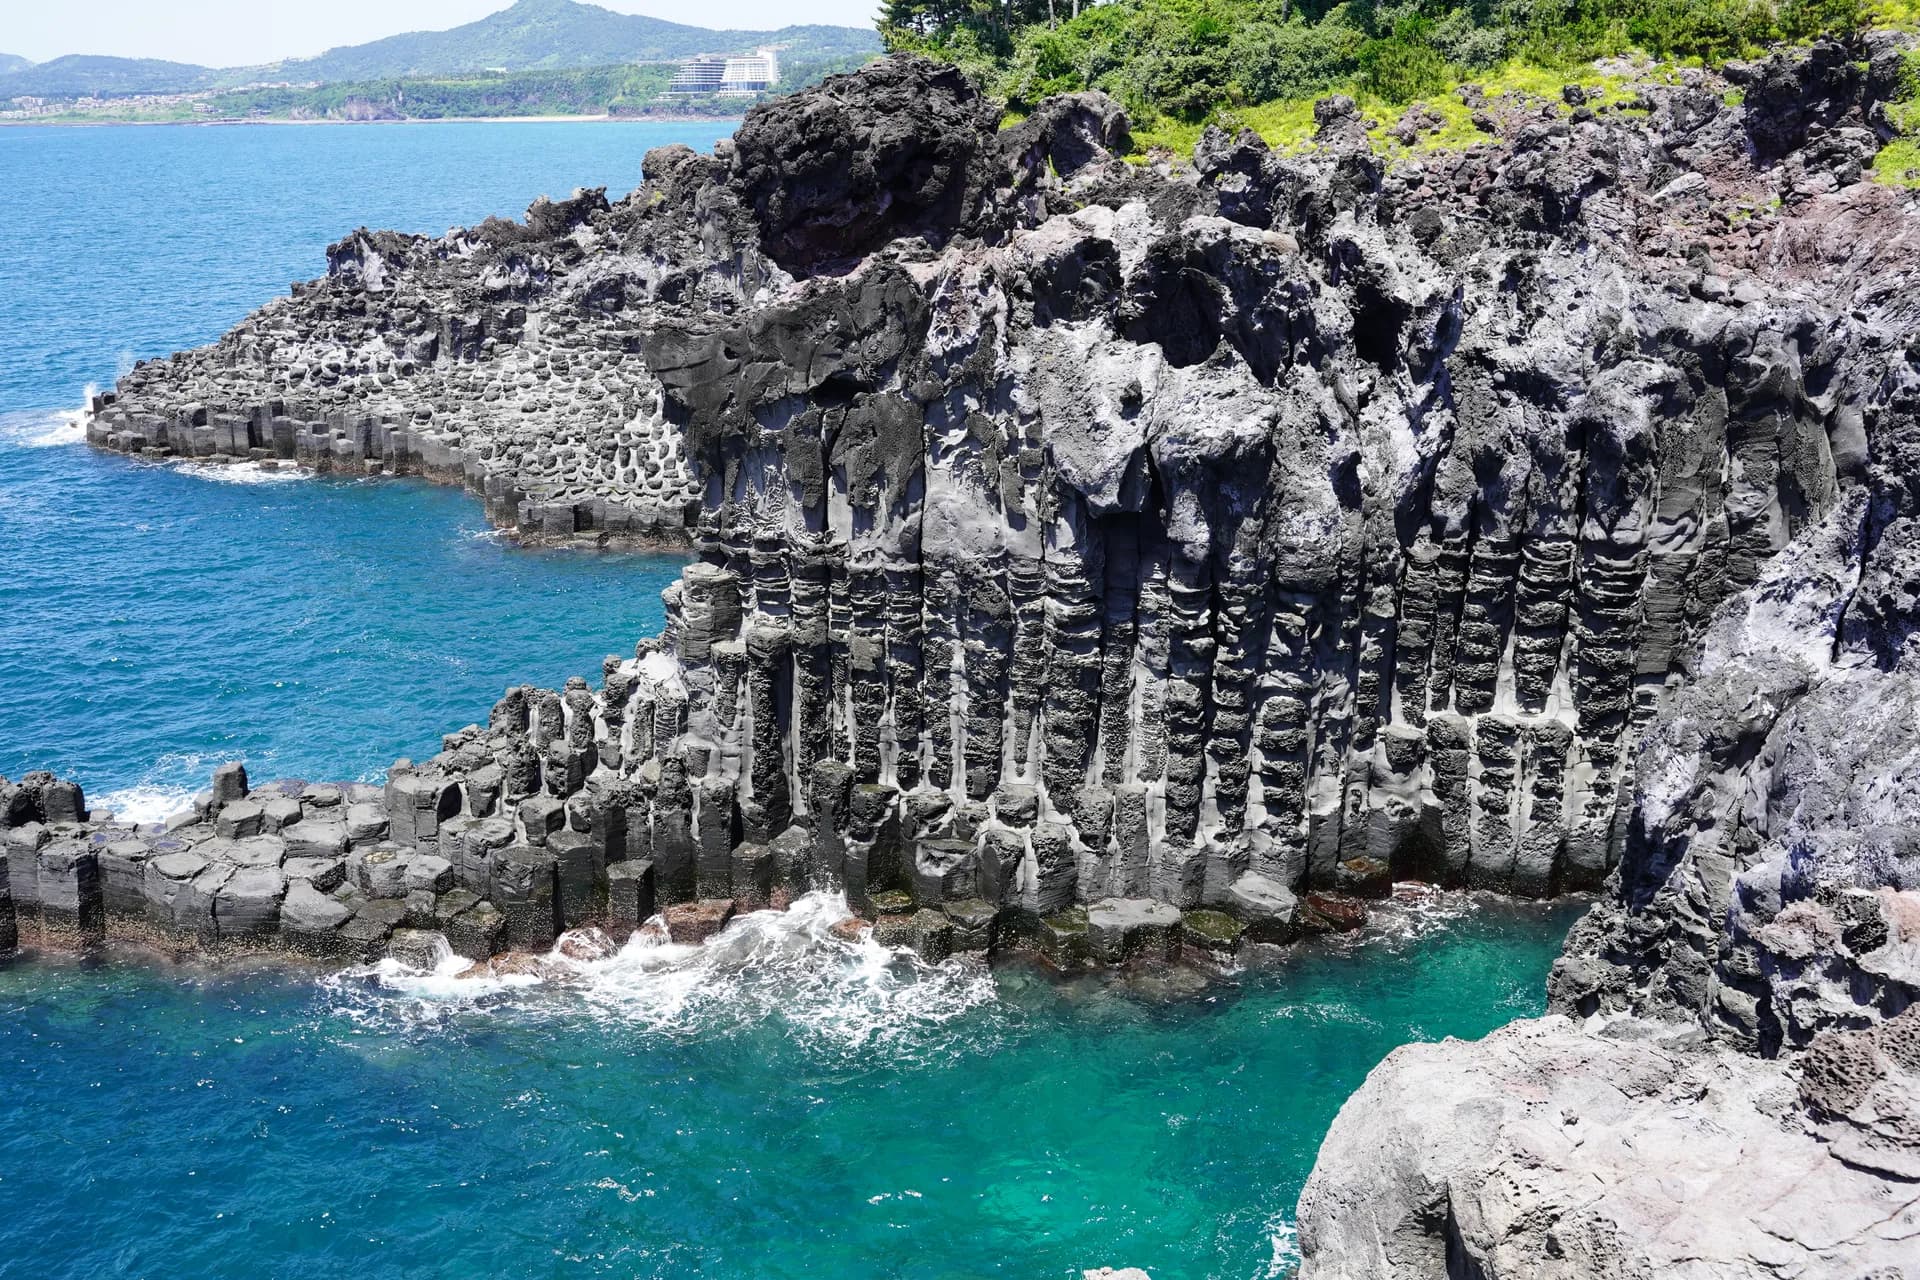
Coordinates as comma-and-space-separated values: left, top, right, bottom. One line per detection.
53, 47, 1897, 972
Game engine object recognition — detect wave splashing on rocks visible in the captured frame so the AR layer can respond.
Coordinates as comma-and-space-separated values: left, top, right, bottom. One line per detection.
322, 891, 1006, 1062
0, 405, 88, 449
170, 458, 309, 486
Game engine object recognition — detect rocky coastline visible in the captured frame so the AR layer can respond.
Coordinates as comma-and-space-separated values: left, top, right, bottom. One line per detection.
13, 38, 1920, 1274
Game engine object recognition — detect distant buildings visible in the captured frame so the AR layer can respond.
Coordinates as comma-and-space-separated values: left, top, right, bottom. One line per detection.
0, 90, 214, 119
0, 80, 311, 121
667, 49, 779, 95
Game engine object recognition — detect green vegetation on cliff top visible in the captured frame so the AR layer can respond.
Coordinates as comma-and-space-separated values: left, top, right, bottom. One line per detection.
1876, 44, 1920, 184
885, 0, 1918, 168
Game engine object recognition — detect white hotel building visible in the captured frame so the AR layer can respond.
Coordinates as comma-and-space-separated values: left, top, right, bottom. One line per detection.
668, 49, 780, 95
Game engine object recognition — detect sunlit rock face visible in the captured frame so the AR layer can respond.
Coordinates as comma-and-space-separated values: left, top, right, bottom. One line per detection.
28, 34, 1920, 1280
73, 44, 1920, 962
1287, 30, 1920, 1278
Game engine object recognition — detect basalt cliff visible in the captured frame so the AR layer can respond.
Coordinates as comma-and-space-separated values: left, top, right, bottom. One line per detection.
7, 42, 1920, 1274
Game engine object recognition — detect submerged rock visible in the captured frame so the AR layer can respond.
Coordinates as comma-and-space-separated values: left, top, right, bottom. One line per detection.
1086, 897, 1182, 964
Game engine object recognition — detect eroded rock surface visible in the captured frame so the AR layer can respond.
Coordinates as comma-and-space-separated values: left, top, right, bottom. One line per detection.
1293, 35, 1920, 1272
1302, 330, 1920, 1275
14, 38, 1920, 1271
55, 44, 1920, 966
1300, 1013, 1920, 1278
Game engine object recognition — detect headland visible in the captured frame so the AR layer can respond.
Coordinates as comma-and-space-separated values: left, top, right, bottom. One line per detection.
9, 44, 1920, 1276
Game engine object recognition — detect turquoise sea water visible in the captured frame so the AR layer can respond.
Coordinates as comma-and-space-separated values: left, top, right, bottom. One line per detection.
0, 119, 1582, 1279
0, 120, 732, 815
0, 894, 1581, 1279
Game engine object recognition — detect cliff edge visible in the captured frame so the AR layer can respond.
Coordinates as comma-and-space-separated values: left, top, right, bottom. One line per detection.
15, 41, 1920, 1269
75, 46, 1920, 940
1294, 36, 1920, 1275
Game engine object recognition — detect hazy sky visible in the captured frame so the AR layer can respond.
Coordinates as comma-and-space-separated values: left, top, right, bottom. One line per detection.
5, 0, 882, 66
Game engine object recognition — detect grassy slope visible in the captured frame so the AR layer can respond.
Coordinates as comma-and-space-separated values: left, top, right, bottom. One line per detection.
1128, 60, 1659, 157
1092, 5, 1920, 189
975, 0, 1920, 185
1872, 2, 1920, 186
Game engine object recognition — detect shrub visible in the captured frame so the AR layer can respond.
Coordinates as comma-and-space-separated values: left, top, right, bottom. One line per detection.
904, 0, 1880, 142
1623, 0, 1779, 59
1230, 19, 1369, 100
1778, 0, 1869, 36
1360, 17, 1455, 102
1430, 6, 1514, 67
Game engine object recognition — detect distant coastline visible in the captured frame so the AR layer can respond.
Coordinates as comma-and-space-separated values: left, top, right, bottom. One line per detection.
0, 112, 742, 128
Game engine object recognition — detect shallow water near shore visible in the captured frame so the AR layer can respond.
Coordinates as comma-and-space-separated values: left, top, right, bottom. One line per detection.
0, 120, 733, 814
0, 893, 1583, 1279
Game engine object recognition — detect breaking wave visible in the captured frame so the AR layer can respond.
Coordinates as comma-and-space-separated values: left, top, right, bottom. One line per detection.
1347, 883, 1484, 948
92, 783, 196, 827
1264, 1211, 1303, 1277
171, 459, 308, 485
0, 403, 87, 449
321, 891, 1007, 1063
90, 751, 245, 827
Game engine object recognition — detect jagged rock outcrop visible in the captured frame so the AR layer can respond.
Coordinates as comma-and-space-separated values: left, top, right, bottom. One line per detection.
58, 45, 1920, 990
1291, 35, 1920, 1273
1301, 494, 1920, 1276
1299, 1011, 1920, 1277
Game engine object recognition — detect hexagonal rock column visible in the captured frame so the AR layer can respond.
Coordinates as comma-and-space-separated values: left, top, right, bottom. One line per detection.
209, 761, 249, 810
492, 848, 562, 951
607, 860, 657, 930
0, 856, 15, 954
446, 901, 506, 961
27, 777, 86, 827
4, 823, 46, 916
37, 840, 104, 939
1086, 898, 1184, 964
282, 880, 353, 955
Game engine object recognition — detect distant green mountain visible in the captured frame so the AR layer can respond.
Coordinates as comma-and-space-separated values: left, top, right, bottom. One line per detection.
0, 54, 218, 97
273, 0, 878, 80
13, 55, 872, 126
0, 0, 880, 99
0, 54, 32, 75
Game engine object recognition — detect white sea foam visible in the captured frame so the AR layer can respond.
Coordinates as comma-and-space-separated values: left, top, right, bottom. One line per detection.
3, 402, 88, 448
1303, 883, 1486, 958
325, 891, 1004, 1059
27, 416, 86, 448
173, 459, 309, 485
1263, 1211, 1303, 1277
358, 933, 544, 1000
94, 750, 242, 826
93, 782, 197, 826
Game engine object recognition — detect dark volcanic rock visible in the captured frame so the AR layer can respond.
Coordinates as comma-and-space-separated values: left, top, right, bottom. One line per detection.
46, 46, 1920, 1265
728, 54, 1000, 273
73, 46, 1920, 944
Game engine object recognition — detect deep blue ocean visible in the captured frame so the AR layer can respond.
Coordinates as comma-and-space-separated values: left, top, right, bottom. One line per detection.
0, 119, 731, 818
0, 120, 1579, 1280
